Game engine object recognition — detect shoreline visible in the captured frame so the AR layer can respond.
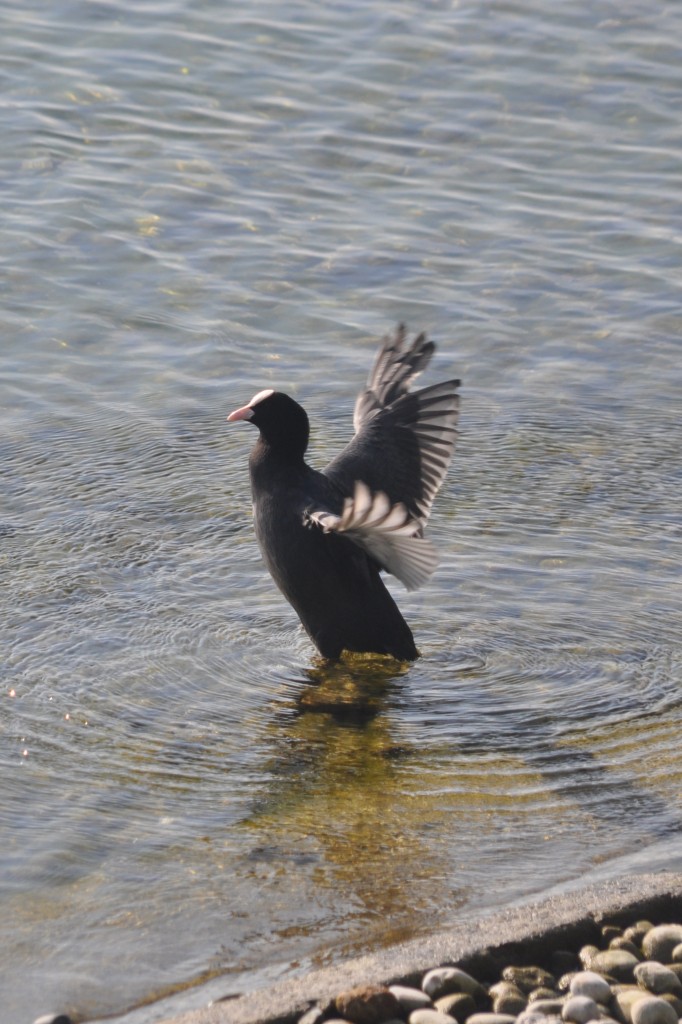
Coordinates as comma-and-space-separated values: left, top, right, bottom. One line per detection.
135, 872, 682, 1024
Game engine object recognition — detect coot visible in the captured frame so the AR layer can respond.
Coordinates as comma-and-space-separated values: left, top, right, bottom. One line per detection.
228, 325, 460, 660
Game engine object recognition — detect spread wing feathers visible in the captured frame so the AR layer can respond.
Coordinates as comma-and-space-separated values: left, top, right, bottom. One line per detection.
305, 481, 439, 592
326, 375, 460, 527
353, 324, 436, 432
407, 380, 460, 521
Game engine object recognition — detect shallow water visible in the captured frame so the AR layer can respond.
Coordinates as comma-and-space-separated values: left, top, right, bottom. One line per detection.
1, 1, 682, 1022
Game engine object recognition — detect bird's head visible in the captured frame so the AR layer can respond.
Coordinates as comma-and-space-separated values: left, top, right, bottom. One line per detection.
227, 389, 310, 458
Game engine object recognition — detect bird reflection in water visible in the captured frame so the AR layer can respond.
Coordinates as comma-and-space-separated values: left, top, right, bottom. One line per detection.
244, 654, 465, 958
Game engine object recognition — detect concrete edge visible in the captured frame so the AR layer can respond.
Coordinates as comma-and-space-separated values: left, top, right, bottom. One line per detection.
156, 872, 682, 1024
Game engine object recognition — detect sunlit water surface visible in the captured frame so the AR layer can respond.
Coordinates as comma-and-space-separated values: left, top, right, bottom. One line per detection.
2, 1, 681, 1022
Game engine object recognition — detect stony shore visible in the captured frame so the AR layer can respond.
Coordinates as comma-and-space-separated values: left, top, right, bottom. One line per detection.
153, 872, 679, 1024
43, 872, 682, 1024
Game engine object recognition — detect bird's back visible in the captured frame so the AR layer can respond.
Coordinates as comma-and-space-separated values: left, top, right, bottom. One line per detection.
250, 451, 417, 659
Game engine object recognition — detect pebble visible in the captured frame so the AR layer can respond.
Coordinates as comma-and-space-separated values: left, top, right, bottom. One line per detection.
423, 967, 488, 1002
335, 985, 401, 1024
609, 938, 643, 959
435, 994, 477, 1022
299, 1009, 327, 1024
465, 1014, 516, 1024
641, 926, 682, 964
315, 914, 682, 1024
612, 986, 650, 1024
502, 966, 556, 994
529, 988, 561, 1002
630, 995, 679, 1024
561, 994, 600, 1023
663, 962, 682, 983
569, 971, 612, 1003
389, 987, 434, 1013
624, 923, 655, 947
489, 982, 527, 1017
634, 961, 682, 996
517, 1013, 562, 1024
579, 946, 601, 969
659, 993, 682, 1016
527, 999, 565, 1015
409, 1010, 458, 1024
587, 949, 640, 983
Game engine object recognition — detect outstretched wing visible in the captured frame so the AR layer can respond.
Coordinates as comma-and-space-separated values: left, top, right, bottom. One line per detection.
306, 481, 438, 591
325, 325, 460, 528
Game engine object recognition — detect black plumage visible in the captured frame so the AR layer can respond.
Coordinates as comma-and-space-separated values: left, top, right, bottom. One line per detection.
227, 325, 460, 660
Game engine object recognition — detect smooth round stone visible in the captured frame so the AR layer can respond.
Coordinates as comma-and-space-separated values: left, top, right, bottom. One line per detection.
663, 963, 682, 983
389, 987, 433, 1013
579, 947, 601, 970
630, 995, 679, 1024
502, 967, 555, 994
465, 1014, 516, 1024
335, 985, 401, 1024
610, 938, 644, 960
489, 981, 522, 999
642, 927, 682, 964
299, 1009, 328, 1024
530, 989, 561, 1002
612, 987, 649, 1024
435, 993, 476, 1023
491, 984, 527, 1016
516, 1013, 562, 1024
570, 971, 613, 1004
603, 926, 624, 944
562, 995, 600, 1023
624, 923, 655, 947
656, 993, 682, 1015
422, 967, 487, 1002
588, 950, 640, 983
409, 1010, 458, 1024
634, 962, 682, 996
672, 943, 682, 964
529, 999, 566, 1015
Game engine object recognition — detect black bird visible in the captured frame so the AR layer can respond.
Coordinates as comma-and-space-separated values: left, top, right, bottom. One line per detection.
227, 325, 460, 660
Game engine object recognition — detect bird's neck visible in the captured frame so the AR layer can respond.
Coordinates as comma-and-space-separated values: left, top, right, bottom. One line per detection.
249, 437, 308, 483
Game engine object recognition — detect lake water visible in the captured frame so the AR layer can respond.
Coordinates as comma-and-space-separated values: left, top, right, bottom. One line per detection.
2, 1, 682, 1022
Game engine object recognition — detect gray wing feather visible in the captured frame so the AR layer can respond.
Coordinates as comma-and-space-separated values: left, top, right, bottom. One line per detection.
306, 481, 438, 592
326, 325, 460, 528
353, 324, 436, 432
